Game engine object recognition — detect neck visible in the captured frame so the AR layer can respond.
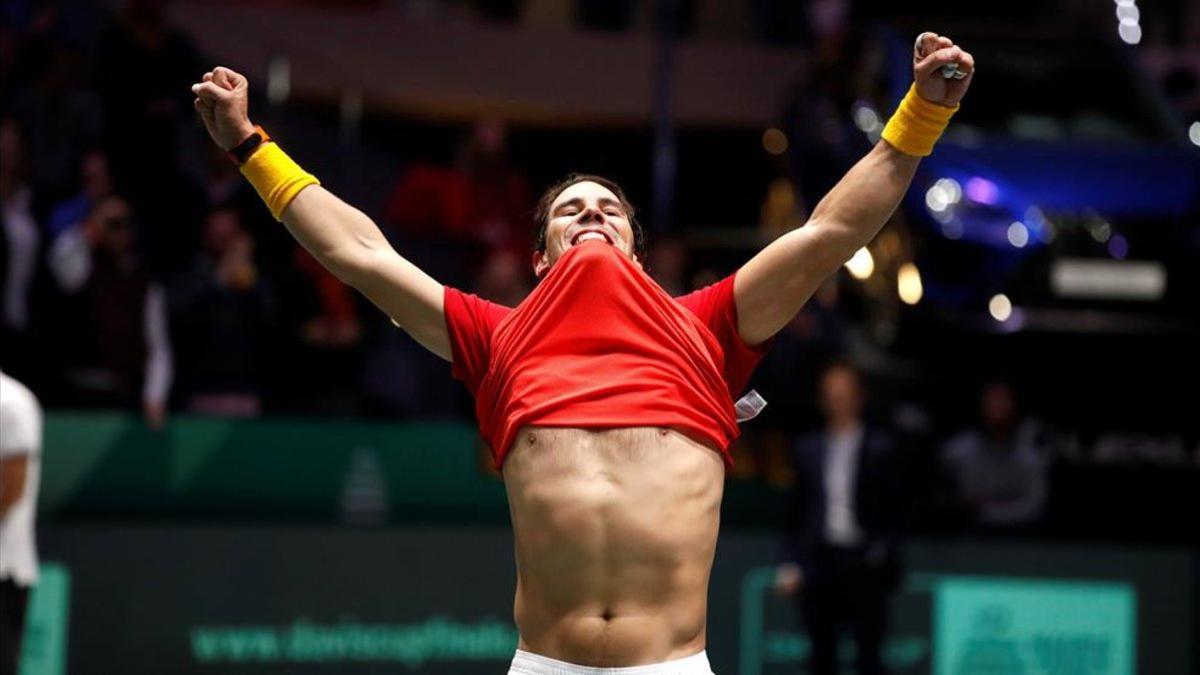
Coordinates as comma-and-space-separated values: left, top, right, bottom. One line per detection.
828, 417, 860, 433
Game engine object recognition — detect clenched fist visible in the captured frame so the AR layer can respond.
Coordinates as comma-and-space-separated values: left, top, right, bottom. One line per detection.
912, 32, 975, 108
191, 66, 256, 151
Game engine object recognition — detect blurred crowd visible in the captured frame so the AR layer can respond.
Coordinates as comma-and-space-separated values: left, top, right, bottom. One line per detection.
0, 0, 540, 424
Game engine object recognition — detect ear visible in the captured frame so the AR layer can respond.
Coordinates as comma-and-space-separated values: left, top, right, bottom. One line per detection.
532, 250, 549, 279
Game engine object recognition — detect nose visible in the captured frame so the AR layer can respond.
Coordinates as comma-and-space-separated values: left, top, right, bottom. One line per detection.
578, 205, 606, 225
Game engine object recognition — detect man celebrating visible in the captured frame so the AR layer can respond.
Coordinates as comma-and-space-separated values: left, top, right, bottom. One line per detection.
191, 32, 972, 674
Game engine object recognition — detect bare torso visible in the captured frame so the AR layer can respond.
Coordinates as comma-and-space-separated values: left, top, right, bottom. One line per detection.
502, 425, 725, 667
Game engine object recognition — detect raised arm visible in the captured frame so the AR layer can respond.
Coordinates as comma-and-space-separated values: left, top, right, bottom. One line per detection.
734, 33, 974, 346
190, 67, 450, 360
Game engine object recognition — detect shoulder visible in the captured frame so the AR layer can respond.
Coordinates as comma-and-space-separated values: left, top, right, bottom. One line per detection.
941, 430, 981, 461
0, 374, 42, 454
444, 287, 512, 324
0, 374, 40, 417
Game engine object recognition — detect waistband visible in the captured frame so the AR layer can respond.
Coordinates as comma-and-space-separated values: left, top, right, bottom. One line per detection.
509, 649, 713, 675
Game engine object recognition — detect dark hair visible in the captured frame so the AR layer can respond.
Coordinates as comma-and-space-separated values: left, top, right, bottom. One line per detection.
820, 358, 862, 387
532, 173, 647, 261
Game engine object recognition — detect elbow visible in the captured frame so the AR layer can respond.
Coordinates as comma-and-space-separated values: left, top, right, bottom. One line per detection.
320, 244, 376, 287
803, 218, 861, 276
325, 243, 397, 291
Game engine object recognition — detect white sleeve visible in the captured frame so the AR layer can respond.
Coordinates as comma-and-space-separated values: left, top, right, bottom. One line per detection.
0, 376, 42, 457
142, 284, 174, 407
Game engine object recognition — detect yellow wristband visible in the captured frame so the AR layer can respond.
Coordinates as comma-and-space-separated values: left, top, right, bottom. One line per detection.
239, 141, 320, 221
880, 84, 958, 157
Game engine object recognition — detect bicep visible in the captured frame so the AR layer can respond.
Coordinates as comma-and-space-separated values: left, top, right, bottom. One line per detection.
734, 222, 845, 345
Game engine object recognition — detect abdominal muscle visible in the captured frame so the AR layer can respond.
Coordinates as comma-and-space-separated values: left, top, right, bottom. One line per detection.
502, 426, 725, 667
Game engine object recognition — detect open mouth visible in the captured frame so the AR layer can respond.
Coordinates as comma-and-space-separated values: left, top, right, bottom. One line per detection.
570, 230, 615, 247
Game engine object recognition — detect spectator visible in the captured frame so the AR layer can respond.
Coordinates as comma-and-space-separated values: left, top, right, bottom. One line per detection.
0, 370, 42, 675
95, 0, 201, 178
170, 207, 275, 416
783, 24, 869, 212
0, 119, 40, 381
46, 195, 172, 427
758, 176, 807, 240
646, 237, 688, 297
756, 276, 853, 432
96, 0, 207, 277
473, 247, 532, 307
45, 148, 113, 239
454, 118, 532, 255
941, 381, 1049, 529
7, 43, 102, 210
383, 117, 531, 286
294, 246, 361, 349
776, 361, 904, 675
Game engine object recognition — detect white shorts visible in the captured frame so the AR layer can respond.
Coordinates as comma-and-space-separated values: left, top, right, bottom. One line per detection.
508, 649, 714, 675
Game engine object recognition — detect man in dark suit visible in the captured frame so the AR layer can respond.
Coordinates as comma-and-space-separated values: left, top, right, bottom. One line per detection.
776, 361, 905, 675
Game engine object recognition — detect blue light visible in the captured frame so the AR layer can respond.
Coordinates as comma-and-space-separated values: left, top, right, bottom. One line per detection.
1108, 234, 1129, 259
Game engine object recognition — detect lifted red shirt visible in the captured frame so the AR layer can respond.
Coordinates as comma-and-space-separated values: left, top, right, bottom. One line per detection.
444, 241, 771, 468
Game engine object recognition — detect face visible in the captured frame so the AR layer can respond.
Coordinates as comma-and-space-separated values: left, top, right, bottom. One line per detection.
819, 366, 863, 421
81, 152, 112, 199
203, 209, 242, 255
93, 197, 134, 254
0, 121, 23, 174
533, 181, 639, 278
981, 383, 1016, 431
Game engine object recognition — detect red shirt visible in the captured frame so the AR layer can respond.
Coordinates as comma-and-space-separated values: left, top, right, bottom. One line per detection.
444, 241, 771, 468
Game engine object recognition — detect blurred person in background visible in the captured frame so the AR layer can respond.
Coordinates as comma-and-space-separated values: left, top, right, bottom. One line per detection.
190, 27, 973, 672
170, 206, 275, 416
97, 0, 207, 278
755, 275, 855, 433
473, 247, 533, 307
776, 361, 904, 675
6, 42, 101, 213
645, 237, 688, 296
0, 370, 42, 675
759, 175, 808, 241
96, 0, 200, 180
453, 116, 533, 256
941, 381, 1049, 530
384, 116, 532, 286
783, 9, 868, 214
0, 119, 41, 385
294, 246, 362, 349
45, 195, 172, 427
44, 148, 113, 239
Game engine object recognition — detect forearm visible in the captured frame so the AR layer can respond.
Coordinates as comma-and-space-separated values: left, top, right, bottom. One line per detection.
0, 457, 27, 519
191, 66, 449, 357
806, 140, 920, 266
277, 183, 449, 359
278, 185, 393, 285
